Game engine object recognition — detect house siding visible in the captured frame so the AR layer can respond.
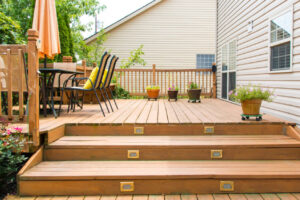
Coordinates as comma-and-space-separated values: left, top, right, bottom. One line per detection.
216, 0, 300, 124
87, 0, 216, 69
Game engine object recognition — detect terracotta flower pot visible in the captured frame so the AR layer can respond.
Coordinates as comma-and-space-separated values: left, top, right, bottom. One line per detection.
168, 90, 178, 101
147, 89, 160, 100
187, 89, 201, 103
241, 99, 262, 115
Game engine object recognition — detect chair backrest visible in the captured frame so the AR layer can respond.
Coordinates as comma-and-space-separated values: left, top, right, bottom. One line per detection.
103, 56, 119, 88
95, 52, 110, 88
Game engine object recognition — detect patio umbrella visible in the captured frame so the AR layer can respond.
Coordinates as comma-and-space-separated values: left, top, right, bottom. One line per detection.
32, 0, 61, 61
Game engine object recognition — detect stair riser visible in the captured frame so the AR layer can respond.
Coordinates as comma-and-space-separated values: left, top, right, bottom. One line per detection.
19, 179, 300, 196
44, 147, 300, 161
65, 124, 285, 136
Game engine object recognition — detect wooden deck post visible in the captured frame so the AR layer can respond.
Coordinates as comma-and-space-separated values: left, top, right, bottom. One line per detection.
213, 70, 217, 98
82, 60, 87, 77
27, 29, 40, 146
152, 64, 156, 85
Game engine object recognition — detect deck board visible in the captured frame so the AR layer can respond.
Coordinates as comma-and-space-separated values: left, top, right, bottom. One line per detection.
16, 99, 291, 134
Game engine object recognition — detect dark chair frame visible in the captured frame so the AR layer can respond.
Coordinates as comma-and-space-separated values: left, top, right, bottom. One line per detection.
100, 56, 119, 112
59, 52, 111, 117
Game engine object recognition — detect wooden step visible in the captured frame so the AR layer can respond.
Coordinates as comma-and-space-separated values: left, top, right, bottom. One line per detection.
65, 124, 285, 136
19, 160, 300, 195
44, 135, 300, 160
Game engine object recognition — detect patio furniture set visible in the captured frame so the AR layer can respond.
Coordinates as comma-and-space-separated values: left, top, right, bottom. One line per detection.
40, 52, 118, 118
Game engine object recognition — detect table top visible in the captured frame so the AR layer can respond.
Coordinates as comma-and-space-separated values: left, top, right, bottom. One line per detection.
39, 68, 84, 74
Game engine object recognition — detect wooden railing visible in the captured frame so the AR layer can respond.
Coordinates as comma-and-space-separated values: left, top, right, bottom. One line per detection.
78, 63, 216, 98
115, 65, 216, 97
0, 45, 28, 121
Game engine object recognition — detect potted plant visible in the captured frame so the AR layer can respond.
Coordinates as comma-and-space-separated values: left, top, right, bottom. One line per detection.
168, 84, 179, 101
229, 85, 273, 120
146, 85, 160, 100
187, 82, 201, 103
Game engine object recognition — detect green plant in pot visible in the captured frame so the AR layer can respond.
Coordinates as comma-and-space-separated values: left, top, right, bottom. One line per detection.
168, 84, 179, 101
229, 85, 273, 120
187, 82, 201, 103
146, 85, 160, 100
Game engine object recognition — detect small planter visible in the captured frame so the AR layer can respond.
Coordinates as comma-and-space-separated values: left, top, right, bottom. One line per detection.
241, 99, 262, 115
187, 89, 201, 103
168, 90, 178, 101
147, 89, 160, 100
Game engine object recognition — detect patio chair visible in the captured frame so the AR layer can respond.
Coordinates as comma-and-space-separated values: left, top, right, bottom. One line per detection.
58, 52, 111, 117
100, 56, 119, 112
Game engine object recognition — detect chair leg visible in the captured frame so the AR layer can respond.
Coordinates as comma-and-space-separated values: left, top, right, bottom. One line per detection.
99, 88, 110, 113
103, 88, 114, 112
109, 87, 118, 109
94, 89, 105, 117
58, 89, 64, 116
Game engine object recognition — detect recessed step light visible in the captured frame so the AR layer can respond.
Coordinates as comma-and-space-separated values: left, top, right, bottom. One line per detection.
120, 182, 134, 192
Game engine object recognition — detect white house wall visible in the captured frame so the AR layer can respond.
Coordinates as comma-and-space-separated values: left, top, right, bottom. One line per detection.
216, 0, 300, 124
87, 0, 216, 69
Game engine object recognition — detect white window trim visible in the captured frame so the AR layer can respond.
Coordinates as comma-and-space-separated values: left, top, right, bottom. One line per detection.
221, 40, 237, 100
268, 7, 294, 73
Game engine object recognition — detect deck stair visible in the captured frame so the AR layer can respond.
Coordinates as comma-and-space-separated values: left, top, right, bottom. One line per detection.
18, 124, 300, 196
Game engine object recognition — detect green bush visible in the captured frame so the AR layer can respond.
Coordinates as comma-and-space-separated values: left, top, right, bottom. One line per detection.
0, 121, 27, 195
229, 85, 273, 102
113, 86, 130, 99
0, 10, 23, 44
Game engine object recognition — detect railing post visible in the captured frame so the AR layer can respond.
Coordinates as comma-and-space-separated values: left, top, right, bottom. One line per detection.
82, 60, 87, 77
152, 64, 156, 85
27, 29, 40, 146
213, 70, 217, 98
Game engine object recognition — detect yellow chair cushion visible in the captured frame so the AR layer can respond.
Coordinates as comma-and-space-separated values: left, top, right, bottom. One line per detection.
83, 68, 107, 89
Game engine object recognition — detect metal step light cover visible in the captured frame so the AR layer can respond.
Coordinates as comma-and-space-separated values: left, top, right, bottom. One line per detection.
134, 127, 144, 135
120, 182, 134, 192
128, 150, 140, 159
204, 126, 214, 134
220, 181, 234, 192
211, 150, 223, 159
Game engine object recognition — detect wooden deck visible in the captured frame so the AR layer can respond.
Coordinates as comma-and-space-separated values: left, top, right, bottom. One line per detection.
17, 99, 290, 134
5, 193, 300, 200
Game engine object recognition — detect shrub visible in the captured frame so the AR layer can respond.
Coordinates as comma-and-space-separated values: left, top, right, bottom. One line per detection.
187, 82, 198, 90
0, 121, 27, 195
229, 85, 273, 102
113, 86, 130, 99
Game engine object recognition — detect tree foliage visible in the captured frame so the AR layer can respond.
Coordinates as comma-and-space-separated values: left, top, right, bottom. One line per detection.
0, 0, 105, 59
120, 45, 147, 69
0, 9, 23, 44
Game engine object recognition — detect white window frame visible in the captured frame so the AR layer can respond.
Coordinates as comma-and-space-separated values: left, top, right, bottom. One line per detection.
221, 40, 237, 101
268, 7, 293, 73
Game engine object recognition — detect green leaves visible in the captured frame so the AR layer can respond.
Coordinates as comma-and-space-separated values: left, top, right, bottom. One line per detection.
0, 9, 23, 44
229, 85, 274, 102
120, 45, 147, 69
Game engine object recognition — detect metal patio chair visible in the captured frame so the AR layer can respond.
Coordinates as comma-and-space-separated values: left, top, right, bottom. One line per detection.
58, 52, 111, 117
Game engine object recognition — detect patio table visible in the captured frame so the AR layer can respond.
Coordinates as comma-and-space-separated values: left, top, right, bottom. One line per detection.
39, 68, 84, 118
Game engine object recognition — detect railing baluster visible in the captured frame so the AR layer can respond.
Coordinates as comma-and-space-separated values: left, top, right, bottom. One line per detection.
18, 49, 24, 120
7, 49, 12, 120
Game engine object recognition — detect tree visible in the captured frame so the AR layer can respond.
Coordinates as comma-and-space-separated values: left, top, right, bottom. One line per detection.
0, 0, 105, 58
120, 45, 147, 69
0, 9, 23, 44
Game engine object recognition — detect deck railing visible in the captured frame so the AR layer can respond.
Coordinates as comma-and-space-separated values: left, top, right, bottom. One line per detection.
0, 45, 28, 121
115, 65, 216, 97
79, 63, 217, 98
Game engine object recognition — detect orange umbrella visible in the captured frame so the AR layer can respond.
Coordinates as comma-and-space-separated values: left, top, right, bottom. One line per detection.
32, 0, 61, 59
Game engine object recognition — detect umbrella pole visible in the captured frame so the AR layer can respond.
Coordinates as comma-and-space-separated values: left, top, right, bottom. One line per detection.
42, 55, 47, 116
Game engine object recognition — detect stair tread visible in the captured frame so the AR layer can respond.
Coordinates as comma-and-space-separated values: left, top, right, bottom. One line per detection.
21, 160, 300, 180
47, 135, 300, 148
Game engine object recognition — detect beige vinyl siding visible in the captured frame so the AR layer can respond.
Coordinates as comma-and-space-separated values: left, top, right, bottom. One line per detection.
87, 0, 216, 69
217, 0, 300, 124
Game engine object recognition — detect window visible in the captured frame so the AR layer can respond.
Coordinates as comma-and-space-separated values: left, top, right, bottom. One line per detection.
196, 54, 215, 69
270, 10, 292, 71
222, 40, 237, 100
